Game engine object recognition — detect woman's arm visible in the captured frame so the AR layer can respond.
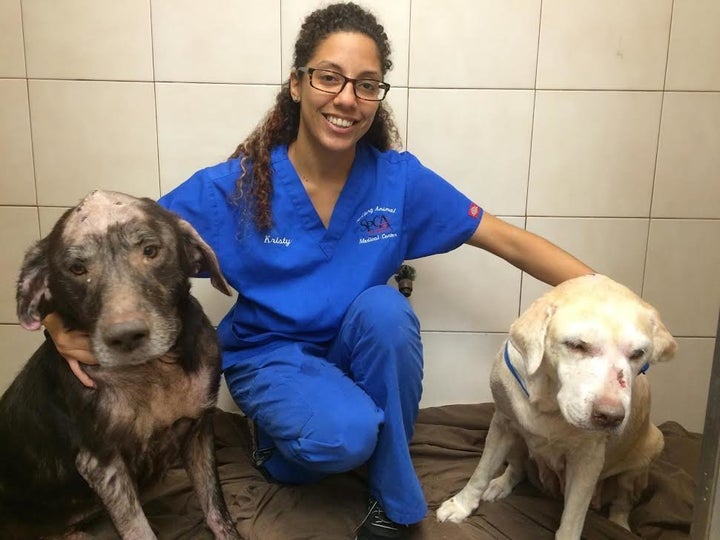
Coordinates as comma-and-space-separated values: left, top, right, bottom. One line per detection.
467, 211, 594, 286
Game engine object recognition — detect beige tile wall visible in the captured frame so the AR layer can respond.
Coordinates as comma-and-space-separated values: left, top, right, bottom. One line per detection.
1, 0, 718, 432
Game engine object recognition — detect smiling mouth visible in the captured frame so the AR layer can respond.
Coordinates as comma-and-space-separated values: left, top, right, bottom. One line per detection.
324, 114, 356, 128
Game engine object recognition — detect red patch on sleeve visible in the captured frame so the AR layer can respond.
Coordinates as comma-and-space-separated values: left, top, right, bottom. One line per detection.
468, 203, 481, 219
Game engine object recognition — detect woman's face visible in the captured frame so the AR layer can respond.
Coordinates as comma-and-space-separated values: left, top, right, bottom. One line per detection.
290, 32, 383, 157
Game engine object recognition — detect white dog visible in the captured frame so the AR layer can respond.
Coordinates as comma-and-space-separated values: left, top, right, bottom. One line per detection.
437, 274, 676, 540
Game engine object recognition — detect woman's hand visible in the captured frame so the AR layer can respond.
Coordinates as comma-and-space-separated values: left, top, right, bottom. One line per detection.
42, 313, 98, 389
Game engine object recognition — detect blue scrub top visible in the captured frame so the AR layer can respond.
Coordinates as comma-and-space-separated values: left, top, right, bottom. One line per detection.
159, 143, 483, 367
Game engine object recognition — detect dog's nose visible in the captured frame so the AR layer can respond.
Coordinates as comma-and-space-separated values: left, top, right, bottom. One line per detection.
103, 319, 150, 352
591, 403, 625, 429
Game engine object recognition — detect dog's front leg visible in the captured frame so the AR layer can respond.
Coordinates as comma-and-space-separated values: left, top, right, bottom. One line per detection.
75, 449, 156, 540
437, 413, 520, 523
481, 437, 527, 502
181, 414, 241, 540
555, 441, 605, 540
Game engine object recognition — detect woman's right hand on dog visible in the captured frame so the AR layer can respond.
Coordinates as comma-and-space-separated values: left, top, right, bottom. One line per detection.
42, 313, 98, 389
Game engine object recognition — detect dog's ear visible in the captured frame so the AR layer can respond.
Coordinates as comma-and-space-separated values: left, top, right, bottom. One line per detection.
647, 309, 677, 364
177, 218, 232, 296
509, 296, 555, 376
16, 237, 53, 331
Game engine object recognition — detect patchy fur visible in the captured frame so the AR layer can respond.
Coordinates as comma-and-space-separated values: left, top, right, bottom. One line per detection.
0, 190, 240, 539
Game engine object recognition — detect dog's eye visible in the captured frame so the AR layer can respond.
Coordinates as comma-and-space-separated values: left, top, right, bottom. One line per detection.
69, 262, 87, 276
143, 245, 160, 259
564, 340, 589, 353
629, 349, 645, 360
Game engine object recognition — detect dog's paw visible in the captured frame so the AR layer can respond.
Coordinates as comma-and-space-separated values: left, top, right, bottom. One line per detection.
480, 477, 513, 502
436, 497, 473, 523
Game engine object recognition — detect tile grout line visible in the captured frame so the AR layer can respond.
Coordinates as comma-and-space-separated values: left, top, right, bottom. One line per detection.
641, 0, 676, 300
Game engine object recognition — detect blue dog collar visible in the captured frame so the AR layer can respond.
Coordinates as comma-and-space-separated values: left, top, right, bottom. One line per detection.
504, 342, 530, 398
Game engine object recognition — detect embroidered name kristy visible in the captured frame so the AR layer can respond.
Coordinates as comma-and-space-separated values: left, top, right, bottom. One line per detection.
264, 235, 292, 247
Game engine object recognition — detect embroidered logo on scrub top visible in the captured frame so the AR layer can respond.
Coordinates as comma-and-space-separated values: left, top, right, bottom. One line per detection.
264, 235, 292, 247
356, 206, 399, 245
468, 203, 481, 219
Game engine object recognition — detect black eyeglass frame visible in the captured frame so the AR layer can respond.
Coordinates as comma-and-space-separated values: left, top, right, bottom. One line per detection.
296, 66, 390, 102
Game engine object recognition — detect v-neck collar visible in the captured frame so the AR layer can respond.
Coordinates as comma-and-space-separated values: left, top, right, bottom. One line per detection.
274, 144, 370, 258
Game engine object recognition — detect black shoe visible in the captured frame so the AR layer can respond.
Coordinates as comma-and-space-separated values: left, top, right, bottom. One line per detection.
355, 497, 408, 539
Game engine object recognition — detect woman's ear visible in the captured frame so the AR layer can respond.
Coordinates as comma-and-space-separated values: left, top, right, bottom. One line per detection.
290, 69, 302, 103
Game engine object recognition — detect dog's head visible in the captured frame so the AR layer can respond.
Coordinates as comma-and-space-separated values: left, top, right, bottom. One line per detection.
16, 190, 231, 366
509, 274, 676, 432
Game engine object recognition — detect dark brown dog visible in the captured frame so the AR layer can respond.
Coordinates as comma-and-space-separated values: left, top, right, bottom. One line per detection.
1, 190, 241, 539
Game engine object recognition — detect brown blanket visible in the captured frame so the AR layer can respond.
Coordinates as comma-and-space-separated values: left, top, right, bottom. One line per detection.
74, 404, 699, 539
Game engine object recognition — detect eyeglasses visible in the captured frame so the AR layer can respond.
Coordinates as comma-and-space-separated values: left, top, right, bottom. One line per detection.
297, 67, 390, 102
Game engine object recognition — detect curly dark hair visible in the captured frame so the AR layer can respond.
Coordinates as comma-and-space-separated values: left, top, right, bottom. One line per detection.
229, 2, 401, 231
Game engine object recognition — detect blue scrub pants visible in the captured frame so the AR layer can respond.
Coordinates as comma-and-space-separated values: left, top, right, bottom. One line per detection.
223, 285, 426, 525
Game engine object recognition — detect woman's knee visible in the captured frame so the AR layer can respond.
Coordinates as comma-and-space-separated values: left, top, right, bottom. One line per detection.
333, 286, 424, 396
347, 285, 420, 342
